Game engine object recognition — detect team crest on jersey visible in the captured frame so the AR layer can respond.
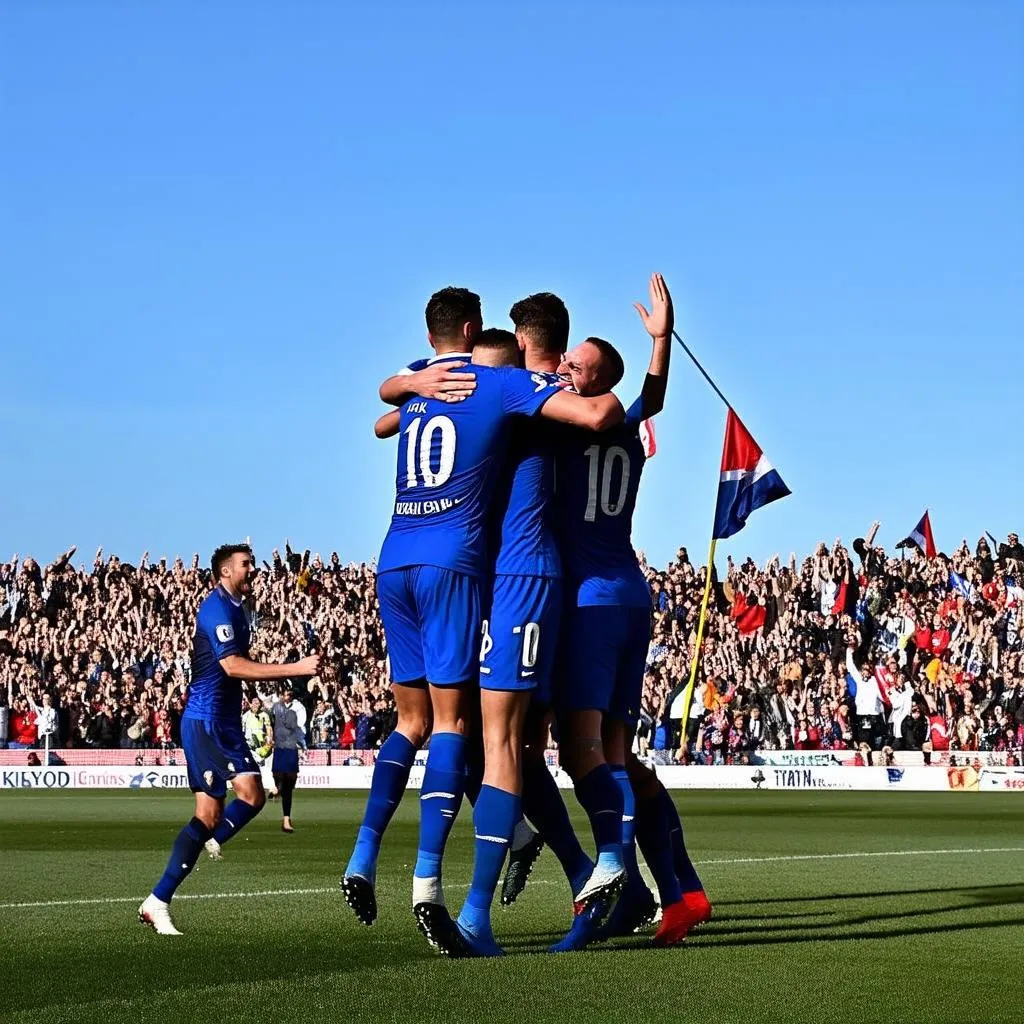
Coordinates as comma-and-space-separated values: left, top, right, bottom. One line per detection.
216, 624, 235, 643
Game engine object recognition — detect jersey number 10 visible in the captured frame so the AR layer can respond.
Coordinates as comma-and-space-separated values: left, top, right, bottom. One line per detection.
583, 445, 630, 521
404, 415, 456, 489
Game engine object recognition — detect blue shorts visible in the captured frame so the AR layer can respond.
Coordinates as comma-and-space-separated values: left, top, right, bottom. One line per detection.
377, 566, 482, 686
181, 717, 259, 799
555, 605, 652, 726
272, 747, 300, 775
480, 575, 562, 700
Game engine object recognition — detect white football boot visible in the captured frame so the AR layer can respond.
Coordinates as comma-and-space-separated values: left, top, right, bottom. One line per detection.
138, 894, 182, 936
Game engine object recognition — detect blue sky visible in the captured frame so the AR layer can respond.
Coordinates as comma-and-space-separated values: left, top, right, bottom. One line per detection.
2, 2, 1021, 570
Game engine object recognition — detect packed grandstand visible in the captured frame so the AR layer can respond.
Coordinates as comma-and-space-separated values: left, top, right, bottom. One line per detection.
2, 530, 1021, 768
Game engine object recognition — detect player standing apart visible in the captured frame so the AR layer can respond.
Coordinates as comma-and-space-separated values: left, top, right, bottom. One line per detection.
271, 685, 306, 833
139, 544, 318, 935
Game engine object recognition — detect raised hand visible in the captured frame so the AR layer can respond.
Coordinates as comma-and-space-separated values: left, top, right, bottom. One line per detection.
295, 654, 321, 677
633, 272, 674, 339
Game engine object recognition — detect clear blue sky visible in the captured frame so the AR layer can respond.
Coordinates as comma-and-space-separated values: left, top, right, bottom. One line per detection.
2, 2, 1021, 570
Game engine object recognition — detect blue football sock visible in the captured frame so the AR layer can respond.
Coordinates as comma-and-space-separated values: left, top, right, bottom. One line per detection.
610, 765, 641, 884
211, 796, 263, 846
347, 730, 417, 882
414, 731, 466, 890
574, 764, 624, 860
634, 784, 684, 906
656, 780, 704, 893
522, 755, 593, 894
152, 817, 212, 903
463, 737, 484, 808
458, 785, 520, 940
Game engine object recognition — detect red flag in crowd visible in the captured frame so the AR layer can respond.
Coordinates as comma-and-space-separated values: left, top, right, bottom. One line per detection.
897, 510, 937, 559
730, 591, 766, 635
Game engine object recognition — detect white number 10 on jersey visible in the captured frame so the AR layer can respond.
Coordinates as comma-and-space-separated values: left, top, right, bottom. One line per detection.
404, 415, 456, 488
583, 444, 630, 521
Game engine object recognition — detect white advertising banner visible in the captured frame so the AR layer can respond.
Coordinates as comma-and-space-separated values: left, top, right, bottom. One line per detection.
978, 768, 1024, 792
0, 763, 998, 792
653, 765, 954, 792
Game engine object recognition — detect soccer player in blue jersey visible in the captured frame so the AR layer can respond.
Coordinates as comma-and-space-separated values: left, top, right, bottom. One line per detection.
553, 274, 711, 947
493, 294, 611, 922
449, 326, 569, 956
139, 544, 319, 935
343, 287, 626, 954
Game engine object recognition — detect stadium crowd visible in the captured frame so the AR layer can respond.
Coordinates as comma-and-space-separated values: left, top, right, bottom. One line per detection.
1, 530, 1022, 763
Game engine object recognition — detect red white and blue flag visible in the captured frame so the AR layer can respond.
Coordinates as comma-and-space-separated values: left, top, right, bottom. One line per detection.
897, 511, 936, 559
713, 410, 790, 540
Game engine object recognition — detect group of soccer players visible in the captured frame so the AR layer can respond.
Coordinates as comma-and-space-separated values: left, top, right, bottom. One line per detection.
341, 275, 711, 956
139, 274, 711, 953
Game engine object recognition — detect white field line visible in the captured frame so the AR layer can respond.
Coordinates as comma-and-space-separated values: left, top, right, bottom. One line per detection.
1, 846, 1021, 911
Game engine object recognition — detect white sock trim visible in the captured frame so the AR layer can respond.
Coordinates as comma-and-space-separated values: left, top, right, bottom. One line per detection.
412, 875, 445, 907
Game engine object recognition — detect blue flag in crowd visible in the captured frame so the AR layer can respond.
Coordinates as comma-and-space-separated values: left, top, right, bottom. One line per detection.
949, 571, 976, 603
846, 672, 858, 700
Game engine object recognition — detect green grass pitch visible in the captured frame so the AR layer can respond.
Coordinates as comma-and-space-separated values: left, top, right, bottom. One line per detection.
1, 790, 1021, 1024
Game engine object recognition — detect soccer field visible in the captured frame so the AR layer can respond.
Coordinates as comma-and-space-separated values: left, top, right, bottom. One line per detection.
1, 791, 1021, 1024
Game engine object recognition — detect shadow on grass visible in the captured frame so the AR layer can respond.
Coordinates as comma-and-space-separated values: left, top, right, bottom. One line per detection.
714, 881, 1024, 907
500, 883, 1024, 954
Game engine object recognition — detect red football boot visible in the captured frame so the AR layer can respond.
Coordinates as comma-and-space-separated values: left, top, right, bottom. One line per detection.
653, 889, 713, 947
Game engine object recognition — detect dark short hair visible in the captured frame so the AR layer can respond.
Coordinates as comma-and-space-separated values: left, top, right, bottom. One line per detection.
211, 544, 253, 578
509, 292, 570, 355
425, 286, 482, 340
473, 327, 520, 365
583, 336, 625, 388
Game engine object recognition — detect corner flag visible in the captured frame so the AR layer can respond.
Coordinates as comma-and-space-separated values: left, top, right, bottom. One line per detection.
713, 410, 790, 540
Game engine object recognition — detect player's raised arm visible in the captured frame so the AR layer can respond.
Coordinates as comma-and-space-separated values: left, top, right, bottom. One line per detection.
220, 653, 320, 681
379, 363, 478, 406
374, 410, 401, 439
538, 389, 625, 431
633, 272, 674, 419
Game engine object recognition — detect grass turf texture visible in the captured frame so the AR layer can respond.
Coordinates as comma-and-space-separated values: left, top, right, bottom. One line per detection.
0, 791, 1021, 1024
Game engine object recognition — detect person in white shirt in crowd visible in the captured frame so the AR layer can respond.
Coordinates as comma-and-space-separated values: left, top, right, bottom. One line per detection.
884, 667, 916, 746
846, 637, 888, 750
27, 691, 59, 753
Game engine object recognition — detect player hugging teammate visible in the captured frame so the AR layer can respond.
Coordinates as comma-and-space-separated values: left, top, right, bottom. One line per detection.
341, 275, 711, 957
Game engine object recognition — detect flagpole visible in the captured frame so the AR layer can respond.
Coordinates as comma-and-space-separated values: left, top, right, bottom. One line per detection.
676, 535, 718, 761
672, 330, 732, 411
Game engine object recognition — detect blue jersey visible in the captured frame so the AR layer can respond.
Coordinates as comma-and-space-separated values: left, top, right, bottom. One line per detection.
556, 397, 651, 608
377, 365, 561, 578
183, 586, 251, 723
491, 370, 563, 579
400, 353, 469, 375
